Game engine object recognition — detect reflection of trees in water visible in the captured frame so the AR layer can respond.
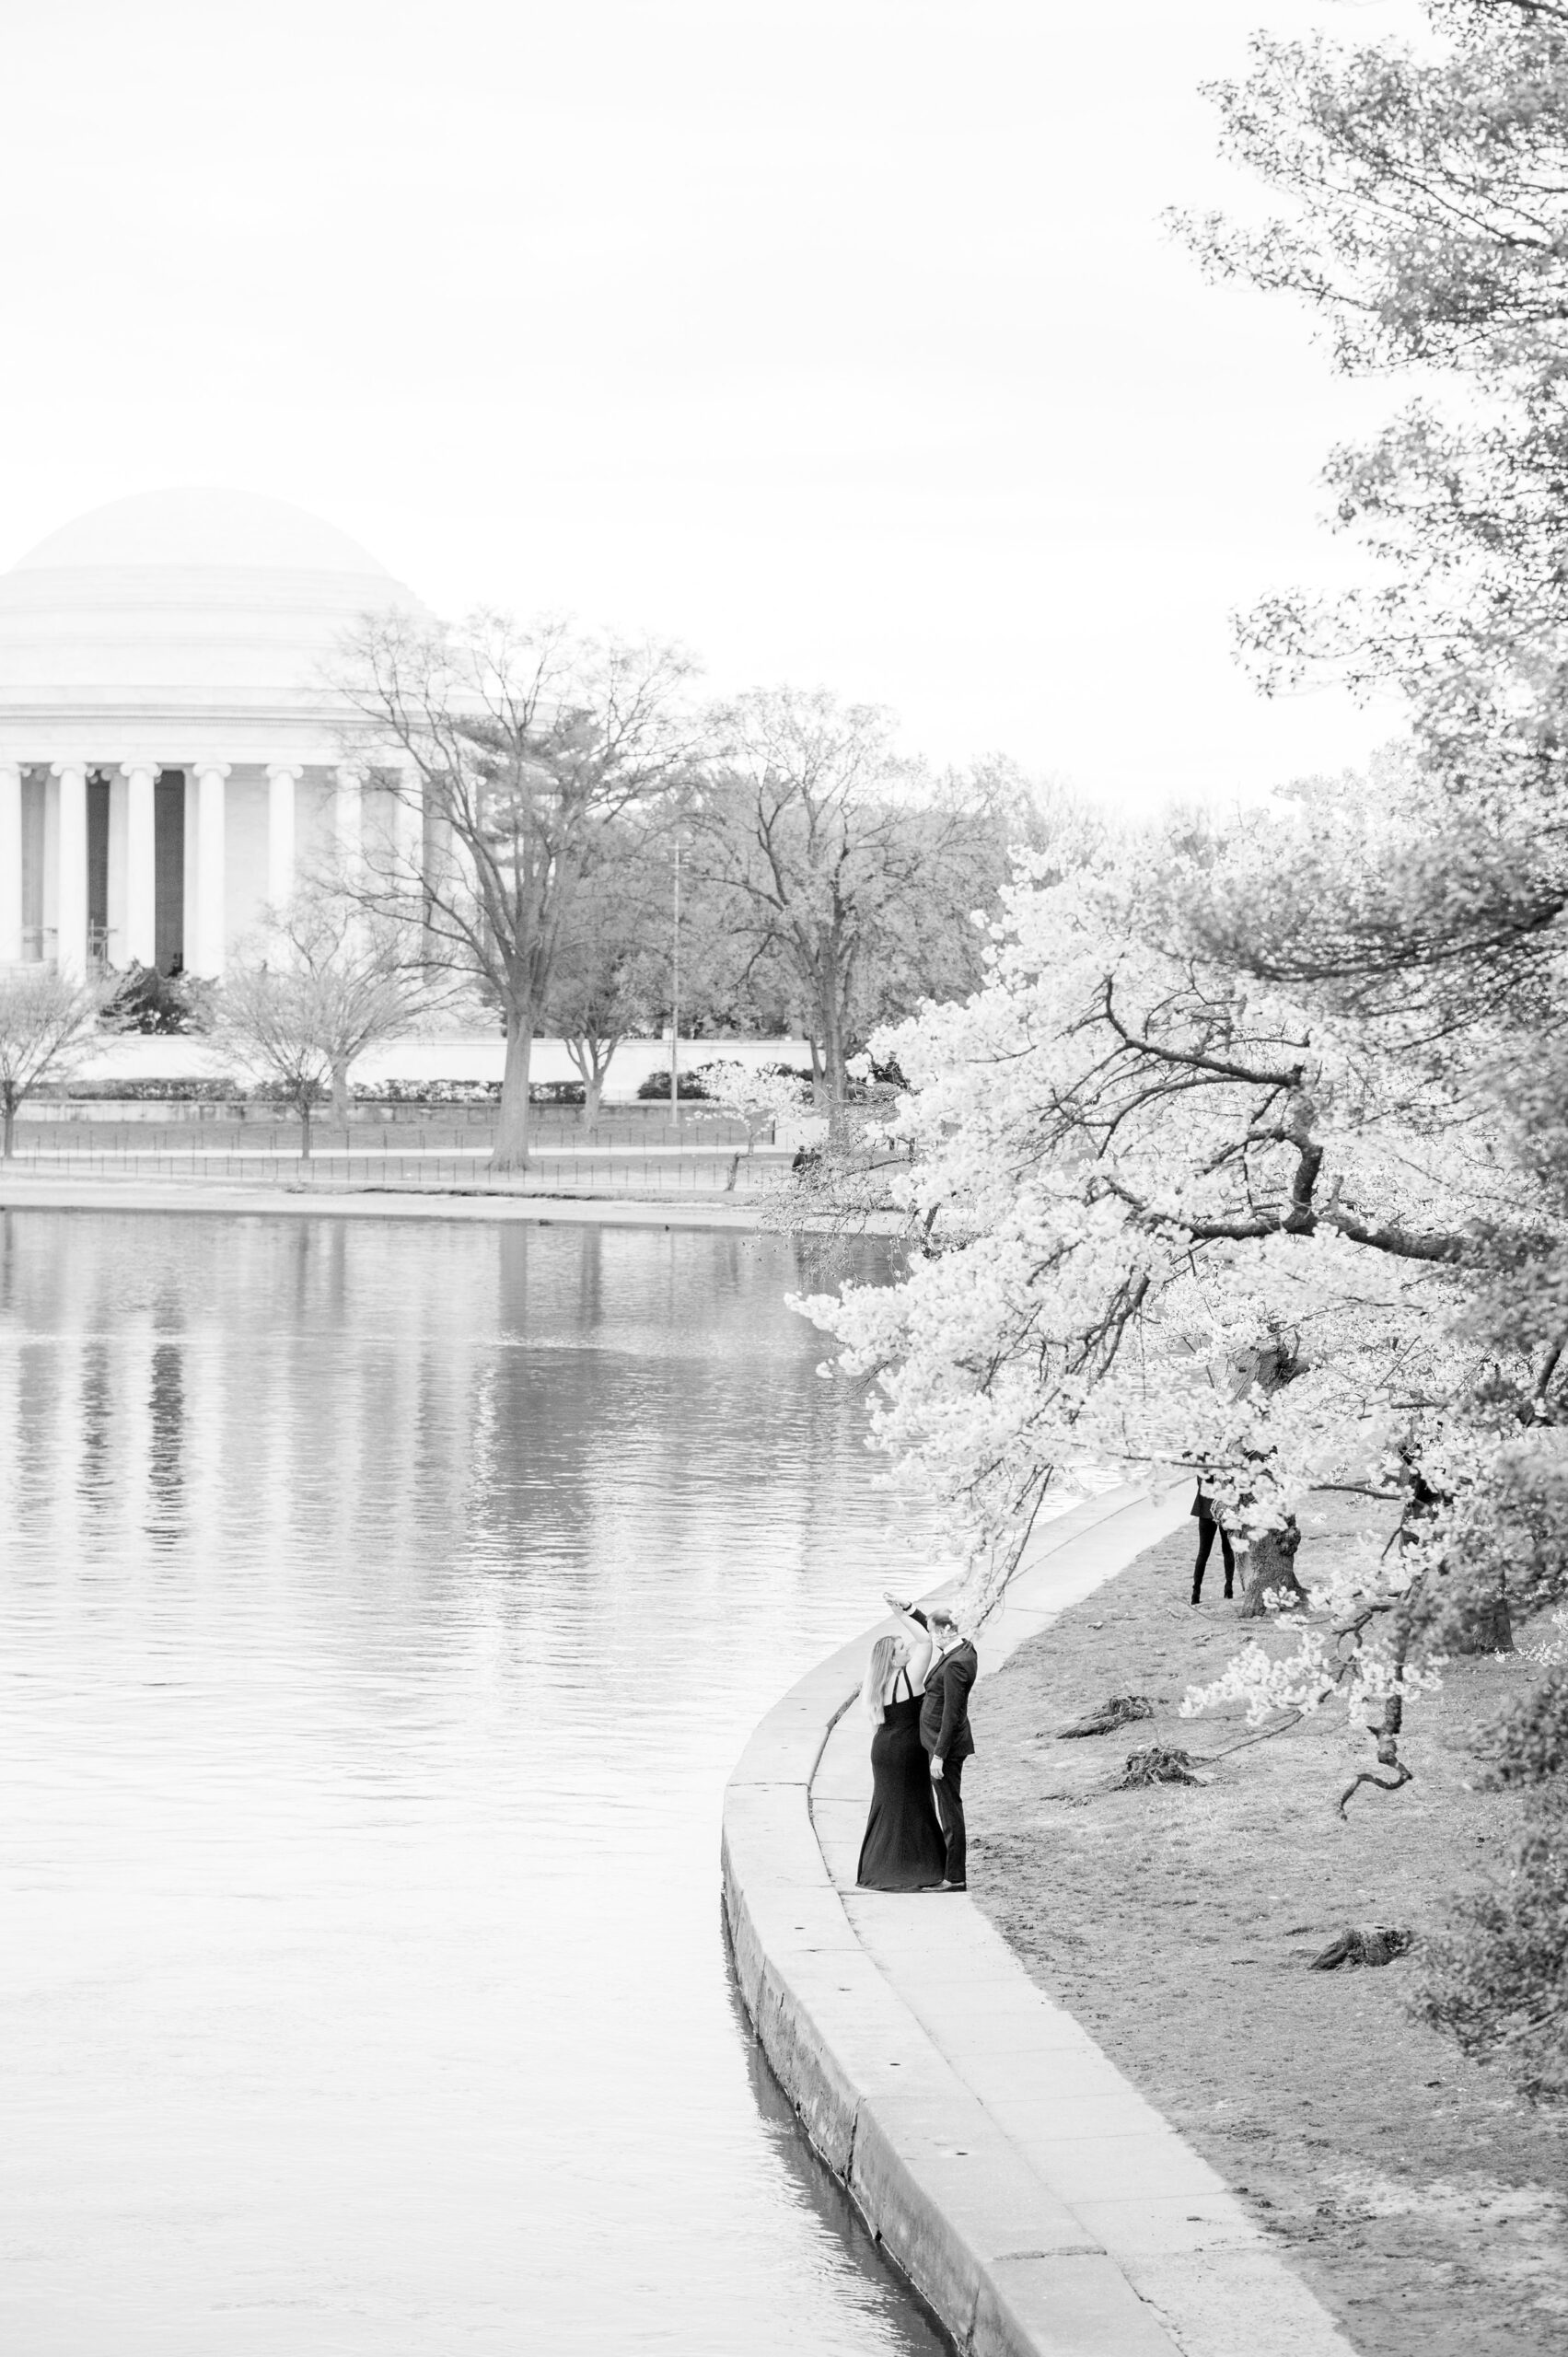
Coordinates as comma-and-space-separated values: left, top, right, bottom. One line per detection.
0, 1218, 922, 1701
146, 1341, 185, 1540
77, 1341, 112, 1509
471, 1227, 900, 1647
575, 1226, 603, 1330
9, 1340, 59, 1527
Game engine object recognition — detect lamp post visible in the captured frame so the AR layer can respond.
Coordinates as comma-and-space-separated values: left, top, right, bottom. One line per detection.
668, 834, 682, 1130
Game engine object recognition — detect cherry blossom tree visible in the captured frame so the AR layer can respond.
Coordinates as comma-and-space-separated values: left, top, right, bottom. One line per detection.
796, 797, 1568, 1811
689, 1058, 808, 1148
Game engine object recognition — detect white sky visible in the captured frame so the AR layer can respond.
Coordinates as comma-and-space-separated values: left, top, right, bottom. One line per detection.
1, 0, 1425, 810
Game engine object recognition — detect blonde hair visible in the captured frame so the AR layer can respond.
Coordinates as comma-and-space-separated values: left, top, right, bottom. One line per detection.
861, 1634, 901, 1725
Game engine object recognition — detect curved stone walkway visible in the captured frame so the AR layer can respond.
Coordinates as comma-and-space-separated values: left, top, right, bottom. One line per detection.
723, 1484, 1361, 2357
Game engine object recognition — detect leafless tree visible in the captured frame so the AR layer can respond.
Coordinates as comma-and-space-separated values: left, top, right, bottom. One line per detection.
334, 610, 697, 1169
691, 687, 1015, 1116
207, 895, 428, 1158
0, 968, 117, 1158
544, 850, 667, 1131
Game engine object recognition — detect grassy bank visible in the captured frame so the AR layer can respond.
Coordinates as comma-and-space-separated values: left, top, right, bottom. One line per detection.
968, 1491, 1567, 2357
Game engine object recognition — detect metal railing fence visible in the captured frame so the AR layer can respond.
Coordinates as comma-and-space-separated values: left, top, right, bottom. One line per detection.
0, 1145, 795, 1195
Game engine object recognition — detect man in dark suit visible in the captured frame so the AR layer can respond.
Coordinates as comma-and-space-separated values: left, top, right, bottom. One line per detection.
887, 1596, 976, 1891
1191, 1476, 1236, 1604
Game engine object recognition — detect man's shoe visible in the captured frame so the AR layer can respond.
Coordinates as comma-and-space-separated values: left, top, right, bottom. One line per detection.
936, 1880, 967, 1892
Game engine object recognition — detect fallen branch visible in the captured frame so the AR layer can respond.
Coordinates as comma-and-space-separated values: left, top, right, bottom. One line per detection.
1201, 1708, 1306, 1761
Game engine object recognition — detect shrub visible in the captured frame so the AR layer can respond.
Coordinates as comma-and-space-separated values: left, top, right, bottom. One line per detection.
104, 961, 208, 1036
370, 1078, 503, 1105
637, 1068, 714, 1100
43, 1076, 238, 1102
528, 1079, 587, 1106
1479, 1669, 1568, 1790
1414, 1783, 1568, 2103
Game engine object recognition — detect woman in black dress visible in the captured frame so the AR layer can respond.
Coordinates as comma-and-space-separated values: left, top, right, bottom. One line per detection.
855, 1628, 946, 1891
1191, 1475, 1236, 1603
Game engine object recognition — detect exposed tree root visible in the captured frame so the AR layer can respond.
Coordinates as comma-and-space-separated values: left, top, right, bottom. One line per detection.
1310, 1925, 1413, 1970
1057, 1693, 1154, 1739
1115, 1743, 1203, 1788
1337, 1760, 1413, 1817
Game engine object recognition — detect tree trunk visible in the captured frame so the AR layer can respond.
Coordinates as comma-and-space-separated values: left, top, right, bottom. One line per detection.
821, 986, 848, 1134
493, 1010, 533, 1171
2, 1092, 14, 1160
1237, 1515, 1307, 1618
298, 1095, 313, 1163
566, 1036, 612, 1137
330, 1058, 351, 1126
1449, 1584, 1515, 1655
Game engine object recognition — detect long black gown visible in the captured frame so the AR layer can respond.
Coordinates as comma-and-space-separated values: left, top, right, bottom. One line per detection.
856, 1670, 947, 1890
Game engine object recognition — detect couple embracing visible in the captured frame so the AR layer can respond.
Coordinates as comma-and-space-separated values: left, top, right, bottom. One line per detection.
855, 1595, 976, 1894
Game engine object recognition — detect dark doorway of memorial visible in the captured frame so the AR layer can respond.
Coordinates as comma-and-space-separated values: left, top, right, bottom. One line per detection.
155, 771, 185, 974
87, 771, 111, 963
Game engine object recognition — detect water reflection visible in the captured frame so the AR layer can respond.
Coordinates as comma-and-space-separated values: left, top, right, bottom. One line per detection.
0, 1213, 947, 2357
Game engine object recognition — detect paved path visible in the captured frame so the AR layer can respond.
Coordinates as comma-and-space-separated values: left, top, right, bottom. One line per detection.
726, 1486, 1360, 2357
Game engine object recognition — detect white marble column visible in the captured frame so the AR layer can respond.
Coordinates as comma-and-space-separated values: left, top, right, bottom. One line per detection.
265, 764, 301, 912
395, 768, 425, 888
334, 762, 364, 881
51, 761, 88, 981
193, 761, 229, 977
0, 765, 22, 965
121, 763, 158, 968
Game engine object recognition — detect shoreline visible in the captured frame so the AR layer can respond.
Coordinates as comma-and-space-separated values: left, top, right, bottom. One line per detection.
0, 1174, 772, 1231
723, 1487, 1357, 2357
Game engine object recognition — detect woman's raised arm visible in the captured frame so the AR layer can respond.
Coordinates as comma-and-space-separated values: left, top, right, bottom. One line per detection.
881, 1593, 934, 1688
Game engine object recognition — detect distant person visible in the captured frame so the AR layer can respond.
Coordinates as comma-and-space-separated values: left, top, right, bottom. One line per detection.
884, 1595, 976, 1891
1191, 1476, 1236, 1604
854, 1624, 945, 1892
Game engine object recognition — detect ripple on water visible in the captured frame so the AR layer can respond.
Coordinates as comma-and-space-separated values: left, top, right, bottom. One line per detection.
0, 1213, 950, 2356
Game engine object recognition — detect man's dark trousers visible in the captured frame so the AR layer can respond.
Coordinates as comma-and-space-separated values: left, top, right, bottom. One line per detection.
911, 1619, 977, 1887
933, 1755, 967, 1886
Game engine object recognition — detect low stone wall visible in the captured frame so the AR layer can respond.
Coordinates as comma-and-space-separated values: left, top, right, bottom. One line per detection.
722, 1498, 1148, 2355
722, 1487, 1361, 2357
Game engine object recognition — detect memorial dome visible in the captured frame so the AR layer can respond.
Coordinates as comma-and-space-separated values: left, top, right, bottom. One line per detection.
0, 486, 424, 762
0, 490, 431, 981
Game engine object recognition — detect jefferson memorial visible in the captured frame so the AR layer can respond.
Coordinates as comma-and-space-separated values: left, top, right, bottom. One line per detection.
0, 487, 424, 980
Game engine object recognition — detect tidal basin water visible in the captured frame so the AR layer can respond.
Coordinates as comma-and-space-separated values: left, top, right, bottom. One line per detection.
0, 1212, 950, 2356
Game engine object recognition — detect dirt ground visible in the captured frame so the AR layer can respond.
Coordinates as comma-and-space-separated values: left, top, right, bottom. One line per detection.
966, 1490, 1568, 2357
